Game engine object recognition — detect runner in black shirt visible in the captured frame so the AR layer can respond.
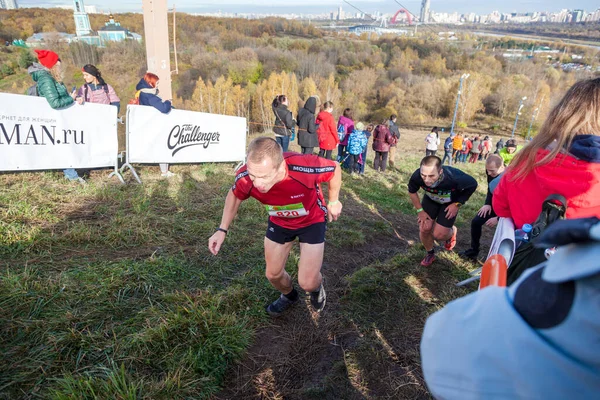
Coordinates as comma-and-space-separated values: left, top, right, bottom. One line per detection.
408, 156, 478, 266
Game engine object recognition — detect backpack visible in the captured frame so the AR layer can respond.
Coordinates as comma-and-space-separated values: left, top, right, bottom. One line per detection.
462, 142, 467, 151
128, 90, 141, 105
83, 84, 110, 102
337, 123, 346, 141
26, 84, 39, 96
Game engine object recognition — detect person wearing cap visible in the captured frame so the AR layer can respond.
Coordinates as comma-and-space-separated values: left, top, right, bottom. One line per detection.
346, 122, 368, 174
498, 139, 522, 166
28, 49, 75, 110
28, 50, 85, 182
75, 64, 120, 112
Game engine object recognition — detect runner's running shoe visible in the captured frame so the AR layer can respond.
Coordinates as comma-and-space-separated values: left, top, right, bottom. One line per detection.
445, 226, 458, 251
310, 284, 327, 313
266, 294, 298, 317
421, 252, 436, 266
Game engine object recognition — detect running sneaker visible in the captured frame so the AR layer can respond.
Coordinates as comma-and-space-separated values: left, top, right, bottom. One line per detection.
458, 248, 479, 261
310, 284, 327, 313
266, 294, 298, 317
420, 252, 436, 266
445, 226, 458, 251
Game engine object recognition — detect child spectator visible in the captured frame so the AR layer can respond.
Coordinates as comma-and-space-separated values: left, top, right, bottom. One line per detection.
134, 72, 174, 178
316, 101, 339, 160
346, 122, 368, 174
388, 115, 401, 167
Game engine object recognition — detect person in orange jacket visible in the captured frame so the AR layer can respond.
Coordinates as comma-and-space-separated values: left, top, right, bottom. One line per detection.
452, 132, 464, 162
316, 101, 339, 160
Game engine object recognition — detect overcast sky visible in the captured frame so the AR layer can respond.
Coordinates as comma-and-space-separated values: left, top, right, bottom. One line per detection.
19, 0, 599, 15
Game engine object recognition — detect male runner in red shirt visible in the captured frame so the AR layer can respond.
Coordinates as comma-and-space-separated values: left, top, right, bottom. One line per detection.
208, 137, 343, 316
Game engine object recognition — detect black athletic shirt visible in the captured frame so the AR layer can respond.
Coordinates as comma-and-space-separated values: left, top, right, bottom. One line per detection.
408, 166, 478, 205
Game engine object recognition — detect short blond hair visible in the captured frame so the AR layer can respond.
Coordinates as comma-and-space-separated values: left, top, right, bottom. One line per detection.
247, 137, 284, 167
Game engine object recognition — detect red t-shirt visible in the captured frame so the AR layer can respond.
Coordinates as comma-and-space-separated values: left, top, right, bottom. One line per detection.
232, 153, 337, 229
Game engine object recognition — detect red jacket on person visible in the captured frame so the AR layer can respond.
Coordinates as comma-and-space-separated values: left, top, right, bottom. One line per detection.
316, 111, 339, 150
493, 148, 600, 229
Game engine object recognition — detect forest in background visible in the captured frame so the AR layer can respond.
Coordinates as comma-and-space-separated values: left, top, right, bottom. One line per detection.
1, 8, 599, 137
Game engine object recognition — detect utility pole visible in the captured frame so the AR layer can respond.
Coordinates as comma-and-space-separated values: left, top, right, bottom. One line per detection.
511, 96, 527, 138
451, 73, 469, 135
142, 0, 172, 100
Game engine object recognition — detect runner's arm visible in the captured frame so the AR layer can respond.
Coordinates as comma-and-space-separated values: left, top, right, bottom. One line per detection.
454, 173, 478, 205
208, 189, 243, 255
326, 162, 343, 221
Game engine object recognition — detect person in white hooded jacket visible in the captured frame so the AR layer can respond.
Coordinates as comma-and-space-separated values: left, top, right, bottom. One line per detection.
425, 127, 440, 156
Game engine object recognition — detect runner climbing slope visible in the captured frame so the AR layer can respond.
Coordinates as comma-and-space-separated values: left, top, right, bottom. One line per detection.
208, 137, 343, 316
408, 156, 478, 266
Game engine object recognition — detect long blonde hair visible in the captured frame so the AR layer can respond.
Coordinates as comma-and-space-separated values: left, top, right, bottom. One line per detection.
510, 78, 600, 181
50, 63, 64, 83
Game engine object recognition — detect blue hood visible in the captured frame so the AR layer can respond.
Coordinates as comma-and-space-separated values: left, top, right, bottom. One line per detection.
569, 134, 600, 163
136, 78, 153, 91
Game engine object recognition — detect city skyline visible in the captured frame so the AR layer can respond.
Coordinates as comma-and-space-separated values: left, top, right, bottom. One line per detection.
16, 0, 600, 16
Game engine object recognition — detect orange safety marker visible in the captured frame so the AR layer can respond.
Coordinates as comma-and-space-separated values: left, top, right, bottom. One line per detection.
479, 254, 508, 290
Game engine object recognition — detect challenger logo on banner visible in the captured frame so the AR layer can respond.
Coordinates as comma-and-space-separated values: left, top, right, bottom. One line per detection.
127, 105, 246, 164
0, 93, 118, 171
167, 124, 220, 156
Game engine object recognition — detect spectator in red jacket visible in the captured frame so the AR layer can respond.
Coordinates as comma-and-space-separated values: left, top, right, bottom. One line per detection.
316, 101, 339, 160
493, 77, 600, 229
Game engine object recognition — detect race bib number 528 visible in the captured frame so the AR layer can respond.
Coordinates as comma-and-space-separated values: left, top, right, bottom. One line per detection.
265, 203, 309, 218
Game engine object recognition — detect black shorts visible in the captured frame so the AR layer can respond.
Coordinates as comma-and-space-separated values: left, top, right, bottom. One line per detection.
422, 195, 457, 229
266, 220, 327, 244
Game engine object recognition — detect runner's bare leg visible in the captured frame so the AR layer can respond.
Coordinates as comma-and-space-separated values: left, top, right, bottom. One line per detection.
297, 242, 325, 292
264, 238, 294, 294
420, 218, 435, 251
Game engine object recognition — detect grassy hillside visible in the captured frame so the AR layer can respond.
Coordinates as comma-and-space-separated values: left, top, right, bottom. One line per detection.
0, 130, 494, 399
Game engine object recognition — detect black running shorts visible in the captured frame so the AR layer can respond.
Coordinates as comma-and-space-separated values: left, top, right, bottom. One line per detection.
422, 195, 457, 229
266, 220, 327, 244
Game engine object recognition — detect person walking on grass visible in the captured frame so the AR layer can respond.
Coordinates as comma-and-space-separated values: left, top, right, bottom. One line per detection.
316, 101, 339, 160
442, 133, 454, 166
208, 137, 343, 317
272, 94, 294, 152
452, 132, 464, 163
458, 154, 505, 261
297, 96, 319, 155
425, 127, 440, 156
408, 156, 478, 267
469, 136, 481, 163
372, 122, 395, 172
388, 114, 401, 167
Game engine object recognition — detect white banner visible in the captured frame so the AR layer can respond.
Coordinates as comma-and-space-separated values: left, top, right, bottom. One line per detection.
0, 93, 118, 171
126, 105, 246, 163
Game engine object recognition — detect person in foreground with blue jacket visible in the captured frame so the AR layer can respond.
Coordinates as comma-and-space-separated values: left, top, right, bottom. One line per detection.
134, 72, 174, 177
421, 217, 600, 399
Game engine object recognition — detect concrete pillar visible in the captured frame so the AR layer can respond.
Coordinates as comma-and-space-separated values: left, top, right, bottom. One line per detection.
142, 0, 172, 100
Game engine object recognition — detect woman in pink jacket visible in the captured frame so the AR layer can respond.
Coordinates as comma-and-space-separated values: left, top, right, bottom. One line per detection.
316, 101, 339, 160
75, 64, 121, 112
337, 108, 354, 161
